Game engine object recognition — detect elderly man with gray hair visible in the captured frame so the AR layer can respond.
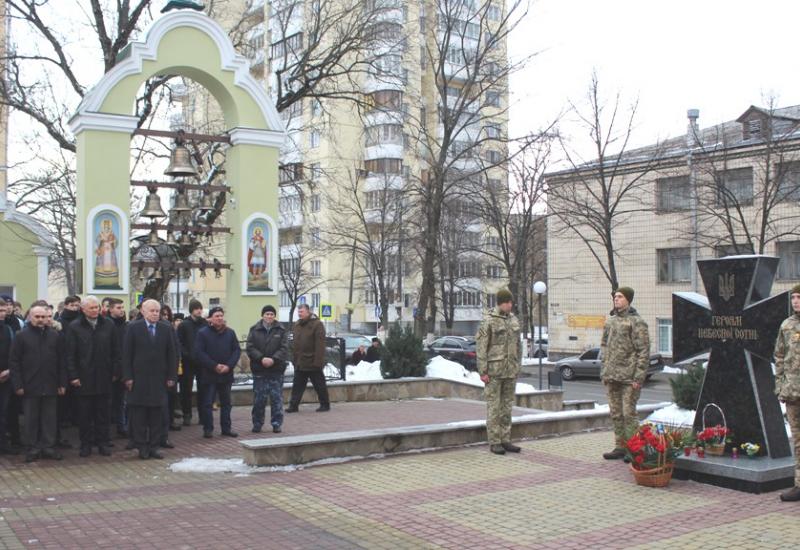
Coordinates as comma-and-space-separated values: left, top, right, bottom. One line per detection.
66, 295, 121, 458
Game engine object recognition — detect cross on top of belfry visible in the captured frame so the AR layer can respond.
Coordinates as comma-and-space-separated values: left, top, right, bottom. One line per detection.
161, 1, 205, 13
673, 255, 791, 458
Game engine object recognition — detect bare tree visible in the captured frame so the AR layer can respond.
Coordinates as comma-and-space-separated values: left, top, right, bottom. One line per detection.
689, 99, 800, 255
471, 135, 551, 336
407, 0, 531, 336
323, 168, 413, 329
278, 243, 323, 327
548, 72, 662, 294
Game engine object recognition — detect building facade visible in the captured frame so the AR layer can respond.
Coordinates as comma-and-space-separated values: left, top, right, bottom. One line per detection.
546, 105, 800, 362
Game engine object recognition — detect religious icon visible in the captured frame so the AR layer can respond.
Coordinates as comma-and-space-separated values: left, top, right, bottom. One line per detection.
93, 213, 122, 289
246, 219, 272, 292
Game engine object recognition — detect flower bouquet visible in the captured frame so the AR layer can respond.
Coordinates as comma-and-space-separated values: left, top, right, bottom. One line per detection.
740, 442, 761, 458
697, 403, 730, 456
624, 423, 682, 487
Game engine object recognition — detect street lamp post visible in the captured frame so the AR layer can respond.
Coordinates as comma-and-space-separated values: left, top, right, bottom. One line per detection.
533, 281, 547, 390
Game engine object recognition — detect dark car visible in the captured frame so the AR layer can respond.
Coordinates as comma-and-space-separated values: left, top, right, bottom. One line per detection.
556, 348, 664, 381
426, 336, 477, 371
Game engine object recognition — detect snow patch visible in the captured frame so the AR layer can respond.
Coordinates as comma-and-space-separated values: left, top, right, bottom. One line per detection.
662, 366, 685, 374
169, 458, 255, 475
645, 404, 696, 427
345, 360, 383, 381
426, 356, 484, 387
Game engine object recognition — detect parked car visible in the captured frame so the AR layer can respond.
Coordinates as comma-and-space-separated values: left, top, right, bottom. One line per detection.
555, 348, 664, 381
426, 336, 477, 371
338, 334, 373, 359
530, 337, 548, 358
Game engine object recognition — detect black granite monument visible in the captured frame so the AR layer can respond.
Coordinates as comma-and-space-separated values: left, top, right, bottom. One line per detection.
672, 255, 795, 492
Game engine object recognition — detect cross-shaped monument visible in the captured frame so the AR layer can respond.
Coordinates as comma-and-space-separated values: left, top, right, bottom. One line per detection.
673, 255, 790, 458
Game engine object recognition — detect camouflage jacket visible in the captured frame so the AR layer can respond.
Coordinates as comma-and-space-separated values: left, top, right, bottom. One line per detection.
600, 306, 650, 384
476, 307, 521, 378
774, 313, 800, 402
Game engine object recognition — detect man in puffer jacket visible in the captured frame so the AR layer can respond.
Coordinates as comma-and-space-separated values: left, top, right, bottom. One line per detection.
246, 305, 288, 433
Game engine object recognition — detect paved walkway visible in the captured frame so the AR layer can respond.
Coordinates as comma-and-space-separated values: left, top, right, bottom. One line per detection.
1, 408, 799, 548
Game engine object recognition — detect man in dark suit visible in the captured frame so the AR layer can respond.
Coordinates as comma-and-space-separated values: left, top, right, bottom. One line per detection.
123, 299, 177, 460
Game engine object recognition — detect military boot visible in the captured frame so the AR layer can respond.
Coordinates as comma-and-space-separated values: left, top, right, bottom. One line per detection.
780, 486, 800, 502
602, 448, 625, 460
502, 442, 521, 453
490, 444, 506, 455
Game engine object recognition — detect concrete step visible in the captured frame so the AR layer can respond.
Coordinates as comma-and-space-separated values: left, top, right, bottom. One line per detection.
241, 402, 667, 466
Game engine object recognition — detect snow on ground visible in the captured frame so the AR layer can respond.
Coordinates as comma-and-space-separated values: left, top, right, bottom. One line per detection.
345, 360, 383, 381
169, 458, 255, 475
645, 403, 696, 427
426, 356, 484, 387
662, 366, 684, 374
522, 357, 553, 366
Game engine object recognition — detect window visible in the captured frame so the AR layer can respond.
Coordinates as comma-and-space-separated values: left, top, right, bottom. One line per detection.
280, 291, 291, 307
365, 158, 403, 174
487, 3, 501, 20
372, 54, 402, 77
445, 47, 475, 65
365, 124, 404, 146
364, 289, 377, 304
310, 194, 321, 212
457, 262, 480, 278
485, 150, 501, 163
310, 130, 321, 148
209, 298, 221, 306
279, 163, 304, 183
311, 293, 320, 308
656, 175, 691, 212
486, 265, 502, 279
485, 293, 497, 308
657, 248, 691, 283
484, 124, 501, 139
365, 189, 398, 209
420, 45, 427, 69
280, 257, 300, 275
369, 90, 403, 111
270, 32, 303, 59
484, 91, 500, 107
716, 167, 753, 206
657, 319, 673, 355
451, 290, 481, 307
311, 99, 322, 116
778, 241, 800, 280
715, 243, 753, 257
311, 260, 321, 276
282, 100, 303, 119
279, 194, 301, 213
777, 162, 800, 202
747, 119, 762, 139
485, 235, 500, 249
310, 228, 321, 246
311, 163, 321, 180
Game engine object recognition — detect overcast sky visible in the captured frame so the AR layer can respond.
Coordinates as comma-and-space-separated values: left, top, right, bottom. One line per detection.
509, 0, 800, 157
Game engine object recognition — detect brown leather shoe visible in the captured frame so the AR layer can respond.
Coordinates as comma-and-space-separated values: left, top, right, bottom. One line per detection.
780, 486, 800, 502
490, 444, 506, 455
602, 448, 626, 460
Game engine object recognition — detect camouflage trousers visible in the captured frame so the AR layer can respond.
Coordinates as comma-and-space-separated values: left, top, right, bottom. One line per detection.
485, 377, 515, 445
787, 401, 800, 486
604, 380, 641, 449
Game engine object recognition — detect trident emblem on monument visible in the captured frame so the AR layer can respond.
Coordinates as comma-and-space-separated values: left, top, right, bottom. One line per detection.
719, 273, 735, 302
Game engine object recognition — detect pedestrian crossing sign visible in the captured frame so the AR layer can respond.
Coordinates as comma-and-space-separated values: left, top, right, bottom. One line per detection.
320, 303, 334, 319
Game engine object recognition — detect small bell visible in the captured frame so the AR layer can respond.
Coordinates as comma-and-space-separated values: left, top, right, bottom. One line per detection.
171, 190, 192, 212
165, 227, 177, 245
152, 267, 164, 280
182, 267, 192, 279
213, 258, 222, 278
141, 188, 167, 219
179, 232, 193, 246
164, 132, 199, 177
198, 191, 215, 212
136, 261, 145, 280
147, 225, 160, 245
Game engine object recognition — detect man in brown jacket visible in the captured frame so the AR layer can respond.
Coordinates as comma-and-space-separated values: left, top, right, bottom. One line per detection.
286, 304, 330, 412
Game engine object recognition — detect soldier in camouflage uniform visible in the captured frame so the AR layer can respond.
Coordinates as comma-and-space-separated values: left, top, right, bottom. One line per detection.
773, 283, 800, 502
600, 286, 650, 460
476, 289, 522, 455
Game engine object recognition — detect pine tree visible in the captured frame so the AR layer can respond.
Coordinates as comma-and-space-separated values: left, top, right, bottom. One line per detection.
380, 323, 429, 379
669, 362, 705, 410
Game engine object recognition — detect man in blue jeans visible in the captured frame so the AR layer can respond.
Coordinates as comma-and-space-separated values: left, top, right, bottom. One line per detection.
245, 305, 288, 433
193, 307, 239, 439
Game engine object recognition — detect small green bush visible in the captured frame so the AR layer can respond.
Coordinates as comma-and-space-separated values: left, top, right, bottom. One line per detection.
380, 323, 429, 379
669, 362, 705, 410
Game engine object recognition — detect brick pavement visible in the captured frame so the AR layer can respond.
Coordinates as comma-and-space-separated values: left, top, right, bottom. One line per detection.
0, 403, 799, 549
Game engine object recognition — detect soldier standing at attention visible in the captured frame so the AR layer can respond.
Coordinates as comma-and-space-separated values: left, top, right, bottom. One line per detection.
601, 286, 650, 460
476, 289, 522, 455
773, 283, 800, 502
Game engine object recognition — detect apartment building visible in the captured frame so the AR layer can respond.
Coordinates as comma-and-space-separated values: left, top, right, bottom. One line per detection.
546, 105, 800, 361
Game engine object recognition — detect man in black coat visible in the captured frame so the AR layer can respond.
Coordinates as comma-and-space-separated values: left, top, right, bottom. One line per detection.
123, 299, 177, 459
194, 306, 240, 438
365, 337, 383, 363
176, 299, 206, 427
107, 298, 128, 437
0, 298, 18, 455
66, 296, 121, 457
9, 305, 66, 462
246, 305, 288, 433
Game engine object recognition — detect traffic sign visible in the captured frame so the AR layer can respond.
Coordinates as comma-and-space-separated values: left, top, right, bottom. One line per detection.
320, 303, 334, 319
375, 304, 382, 318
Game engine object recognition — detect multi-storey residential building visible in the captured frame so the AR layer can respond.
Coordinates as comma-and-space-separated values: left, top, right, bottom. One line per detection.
182, 0, 511, 334
546, 105, 800, 361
